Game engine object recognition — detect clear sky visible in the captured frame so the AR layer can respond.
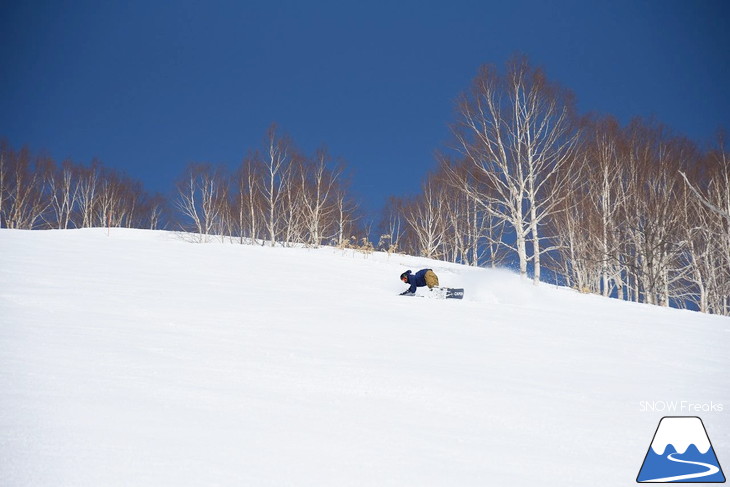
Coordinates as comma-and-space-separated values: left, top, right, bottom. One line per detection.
1, 0, 728, 215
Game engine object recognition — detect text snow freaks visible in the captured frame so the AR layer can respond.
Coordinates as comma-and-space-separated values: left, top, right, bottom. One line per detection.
640, 401, 724, 413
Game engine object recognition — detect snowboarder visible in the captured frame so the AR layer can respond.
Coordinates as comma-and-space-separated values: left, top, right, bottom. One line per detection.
399, 269, 439, 296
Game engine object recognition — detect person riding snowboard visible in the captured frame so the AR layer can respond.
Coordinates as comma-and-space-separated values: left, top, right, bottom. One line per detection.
399, 269, 439, 296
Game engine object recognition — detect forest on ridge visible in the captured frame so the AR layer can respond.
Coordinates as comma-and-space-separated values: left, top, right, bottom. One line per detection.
2, 57, 728, 315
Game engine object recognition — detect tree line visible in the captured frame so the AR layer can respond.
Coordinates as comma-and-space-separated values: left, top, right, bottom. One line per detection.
382, 57, 729, 315
2, 56, 728, 314
174, 125, 362, 247
0, 140, 166, 230
0, 126, 366, 248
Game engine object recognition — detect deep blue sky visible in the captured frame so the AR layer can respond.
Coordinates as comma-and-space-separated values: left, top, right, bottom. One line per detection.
1, 0, 728, 215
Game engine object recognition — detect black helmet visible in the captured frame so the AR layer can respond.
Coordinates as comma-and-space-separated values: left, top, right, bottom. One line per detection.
400, 270, 411, 281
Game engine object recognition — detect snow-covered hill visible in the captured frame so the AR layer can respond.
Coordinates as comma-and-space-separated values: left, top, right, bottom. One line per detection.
1, 228, 728, 486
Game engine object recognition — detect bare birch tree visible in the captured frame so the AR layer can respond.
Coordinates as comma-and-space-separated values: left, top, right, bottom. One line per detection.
232, 154, 264, 244
262, 124, 292, 247
453, 57, 579, 282
679, 134, 730, 314
175, 163, 228, 242
43, 160, 81, 229
402, 176, 446, 259
296, 148, 342, 247
1, 146, 48, 228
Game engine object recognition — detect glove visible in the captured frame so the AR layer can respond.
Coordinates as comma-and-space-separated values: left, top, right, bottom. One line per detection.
400, 290, 415, 296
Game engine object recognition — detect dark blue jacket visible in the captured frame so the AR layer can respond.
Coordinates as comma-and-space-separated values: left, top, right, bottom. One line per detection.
404, 269, 430, 294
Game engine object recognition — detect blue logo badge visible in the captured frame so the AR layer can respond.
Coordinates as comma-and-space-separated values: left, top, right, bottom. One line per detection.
637, 416, 725, 483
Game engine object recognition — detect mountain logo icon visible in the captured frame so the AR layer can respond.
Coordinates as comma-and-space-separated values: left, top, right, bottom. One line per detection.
637, 416, 725, 483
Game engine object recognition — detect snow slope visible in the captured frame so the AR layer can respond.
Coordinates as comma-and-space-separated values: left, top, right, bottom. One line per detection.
1, 228, 728, 486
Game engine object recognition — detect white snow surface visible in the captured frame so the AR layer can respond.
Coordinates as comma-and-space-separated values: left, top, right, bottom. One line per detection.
1, 228, 728, 486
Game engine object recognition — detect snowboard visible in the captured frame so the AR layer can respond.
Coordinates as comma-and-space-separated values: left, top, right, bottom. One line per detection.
401, 287, 464, 299
442, 287, 465, 299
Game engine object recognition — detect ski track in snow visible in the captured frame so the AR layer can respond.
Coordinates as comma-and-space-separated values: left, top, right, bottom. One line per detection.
1, 228, 729, 487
